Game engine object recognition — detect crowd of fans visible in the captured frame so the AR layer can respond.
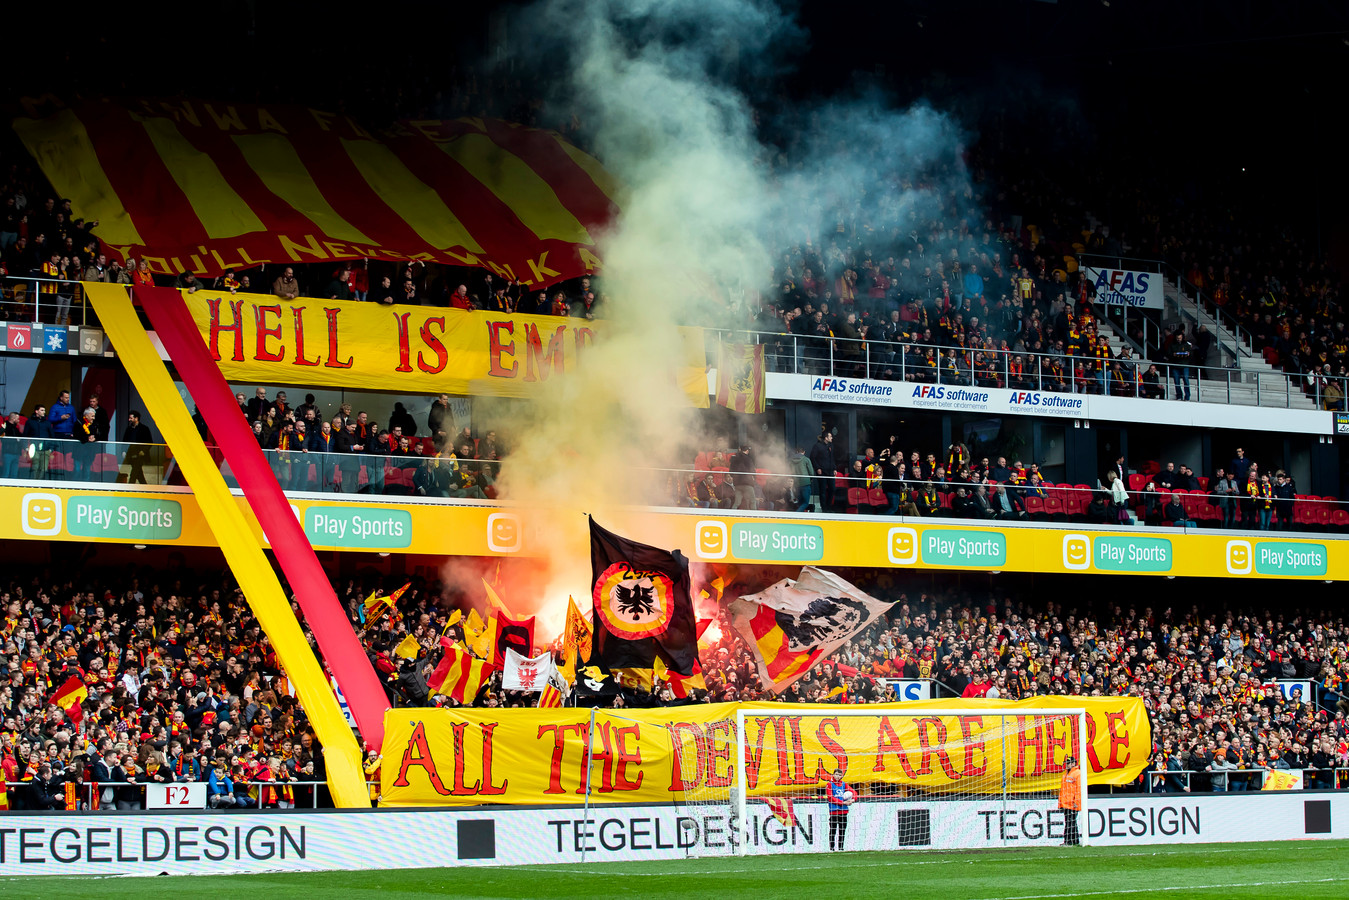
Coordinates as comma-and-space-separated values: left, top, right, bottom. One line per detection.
233, 388, 504, 499
6, 561, 1347, 812
673, 438, 1338, 533
1, 566, 335, 812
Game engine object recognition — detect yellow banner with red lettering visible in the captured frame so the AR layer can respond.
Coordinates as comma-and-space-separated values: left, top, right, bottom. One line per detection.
380, 697, 1149, 807
179, 291, 708, 406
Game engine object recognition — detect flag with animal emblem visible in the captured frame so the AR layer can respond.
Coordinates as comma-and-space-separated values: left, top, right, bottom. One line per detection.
52, 674, 88, 725
727, 566, 890, 692
588, 517, 698, 676
715, 341, 766, 414
538, 664, 569, 708
502, 647, 553, 692
559, 595, 593, 685
492, 610, 536, 668
428, 644, 496, 703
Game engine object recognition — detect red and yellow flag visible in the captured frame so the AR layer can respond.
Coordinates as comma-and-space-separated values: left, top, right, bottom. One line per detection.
428, 646, 496, 704
538, 684, 565, 708
715, 342, 766, 414
52, 674, 88, 724
727, 567, 889, 693
15, 100, 617, 282
364, 582, 409, 614
764, 796, 798, 828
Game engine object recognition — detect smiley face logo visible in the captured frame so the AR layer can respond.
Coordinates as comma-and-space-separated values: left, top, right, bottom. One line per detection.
487, 513, 521, 553
1226, 539, 1252, 575
887, 526, 919, 565
695, 520, 728, 559
1062, 534, 1091, 570
22, 493, 62, 536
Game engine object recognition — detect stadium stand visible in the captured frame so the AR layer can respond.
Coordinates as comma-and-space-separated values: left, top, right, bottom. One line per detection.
4, 565, 1346, 812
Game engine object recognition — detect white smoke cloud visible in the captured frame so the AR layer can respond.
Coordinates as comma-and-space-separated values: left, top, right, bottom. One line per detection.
453, 0, 982, 636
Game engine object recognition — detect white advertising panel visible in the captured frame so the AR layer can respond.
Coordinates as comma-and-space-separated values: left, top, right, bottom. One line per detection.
881, 679, 934, 702
1083, 267, 1165, 309
144, 782, 207, 810
767, 373, 1333, 435
0, 793, 1343, 876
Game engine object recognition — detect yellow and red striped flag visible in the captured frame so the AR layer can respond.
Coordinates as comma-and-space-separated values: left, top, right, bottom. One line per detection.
764, 797, 797, 828
14, 102, 617, 283
428, 645, 496, 704
538, 659, 569, 708
364, 582, 410, 614
715, 342, 766, 414
52, 674, 88, 725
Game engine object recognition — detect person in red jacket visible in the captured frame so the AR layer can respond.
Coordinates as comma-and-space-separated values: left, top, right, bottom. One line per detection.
962, 668, 992, 698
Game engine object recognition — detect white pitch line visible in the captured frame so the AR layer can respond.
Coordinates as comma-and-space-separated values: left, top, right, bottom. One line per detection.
541, 844, 1274, 877
976, 876, 1347, 900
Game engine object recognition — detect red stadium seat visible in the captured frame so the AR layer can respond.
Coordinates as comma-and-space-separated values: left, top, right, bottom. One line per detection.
1044, 495, 1066, 517
1127, 474, 1148, 493
1314, 498, 1334, 529
92, 452, 120, 482
845, 487, 867, 513
867, 488, 888, 507
1023, 495, 1046, 518
1064, 491, 1085, 518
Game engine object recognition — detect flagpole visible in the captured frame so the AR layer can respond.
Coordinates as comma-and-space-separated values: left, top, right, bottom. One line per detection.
581, 706, 596, 864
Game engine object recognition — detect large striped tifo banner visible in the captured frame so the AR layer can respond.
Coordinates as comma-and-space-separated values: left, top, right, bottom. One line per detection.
14, 99, 619, 280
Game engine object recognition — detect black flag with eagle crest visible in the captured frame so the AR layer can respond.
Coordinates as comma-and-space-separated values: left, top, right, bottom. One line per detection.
587, 517, 698, 676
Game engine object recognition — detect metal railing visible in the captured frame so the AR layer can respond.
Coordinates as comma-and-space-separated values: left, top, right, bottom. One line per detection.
707, 328, 1337, 410
1105, 766, 1349, 795
0, 274, 105, 326
1078, 253, 1255, 366
4, 780, 350, 812
4, 442, 1347, 533
677, 469, 1348, 532
0, 438, 171, 484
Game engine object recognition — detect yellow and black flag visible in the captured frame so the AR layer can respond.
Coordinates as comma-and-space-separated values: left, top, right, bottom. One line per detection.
715, 342, 766, 414
559, 595, 593, 684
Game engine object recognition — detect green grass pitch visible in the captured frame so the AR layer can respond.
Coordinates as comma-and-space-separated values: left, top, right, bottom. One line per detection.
15, 840, 1349, 899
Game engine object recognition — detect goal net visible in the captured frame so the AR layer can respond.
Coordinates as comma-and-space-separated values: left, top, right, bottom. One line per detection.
581, 707, 1088, 859
579, 709, 742, 861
